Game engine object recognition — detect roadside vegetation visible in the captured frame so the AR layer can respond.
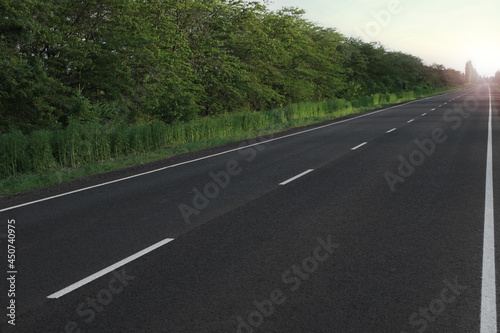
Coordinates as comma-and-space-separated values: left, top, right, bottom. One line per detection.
0, 0, 484, 196
0, 87, 461, 196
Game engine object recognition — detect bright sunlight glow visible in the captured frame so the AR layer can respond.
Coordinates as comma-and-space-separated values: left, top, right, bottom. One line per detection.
468, 42, 500, 77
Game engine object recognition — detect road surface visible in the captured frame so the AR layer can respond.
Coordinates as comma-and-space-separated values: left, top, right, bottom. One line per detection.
1, 84, 499, 332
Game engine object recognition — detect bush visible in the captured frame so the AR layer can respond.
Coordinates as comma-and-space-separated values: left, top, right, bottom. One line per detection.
351, 96, 373, 108
29, 130, 55, 172
0, 86, 445, 182
0, 130, 31, 178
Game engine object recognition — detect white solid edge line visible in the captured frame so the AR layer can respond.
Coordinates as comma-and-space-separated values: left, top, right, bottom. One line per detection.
386, 128, 397, 133
480, 85, 497, 332
279, 169, 314, 186
1, 93, 458, 213
351, 142, 368, 151
407, 119, 415, 123
47, 238, 175, 299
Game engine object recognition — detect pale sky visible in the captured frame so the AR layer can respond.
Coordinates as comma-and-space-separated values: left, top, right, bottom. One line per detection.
258, 0, 500, 77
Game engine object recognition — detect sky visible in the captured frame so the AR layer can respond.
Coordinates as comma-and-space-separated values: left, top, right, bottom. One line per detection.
258, 0, 500, 77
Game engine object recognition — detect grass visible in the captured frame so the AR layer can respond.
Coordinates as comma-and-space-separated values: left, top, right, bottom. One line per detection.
0, 86, 462, 197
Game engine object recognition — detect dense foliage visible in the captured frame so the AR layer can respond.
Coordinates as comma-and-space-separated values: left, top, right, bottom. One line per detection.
0, 0, 466, 134
0, 89, 447, 181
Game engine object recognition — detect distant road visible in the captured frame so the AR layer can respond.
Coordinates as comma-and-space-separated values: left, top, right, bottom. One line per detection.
1, 84, 498, 332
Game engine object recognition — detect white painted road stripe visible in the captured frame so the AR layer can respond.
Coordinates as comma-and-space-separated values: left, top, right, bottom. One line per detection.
47, 238, 175, 299
407, 119, 414, 123
279, 169, 314, 186
351, 142, 368, 151
422, 113, 427, 116
386, 128, 397, 133
431, 108, 436, 111
480, 85, 497, 332
2, 93, 458, 213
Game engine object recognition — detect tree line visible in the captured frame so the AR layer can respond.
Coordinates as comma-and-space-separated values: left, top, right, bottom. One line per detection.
0, 0, 465, 133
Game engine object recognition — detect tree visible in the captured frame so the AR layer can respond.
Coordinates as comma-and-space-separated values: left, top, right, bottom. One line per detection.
0, 0, 467, 133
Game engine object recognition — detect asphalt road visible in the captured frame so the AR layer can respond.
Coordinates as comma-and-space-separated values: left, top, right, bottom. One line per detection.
1, 84, 499, 332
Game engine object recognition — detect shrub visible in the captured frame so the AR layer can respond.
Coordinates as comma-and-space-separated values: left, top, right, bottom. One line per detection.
29, 130, 55, 172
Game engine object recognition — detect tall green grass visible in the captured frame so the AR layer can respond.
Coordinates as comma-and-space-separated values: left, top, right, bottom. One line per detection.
0, 86, 455, 186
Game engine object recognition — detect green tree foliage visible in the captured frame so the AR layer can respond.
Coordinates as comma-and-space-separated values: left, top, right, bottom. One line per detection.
0, 0, 466, 133
432, 64, 464, 87
340, 39, 462, 97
